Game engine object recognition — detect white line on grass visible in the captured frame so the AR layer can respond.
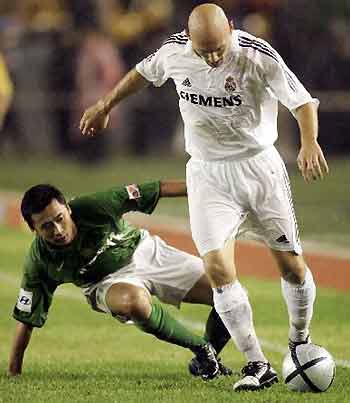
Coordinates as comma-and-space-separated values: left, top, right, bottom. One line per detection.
2, 272, 349, 368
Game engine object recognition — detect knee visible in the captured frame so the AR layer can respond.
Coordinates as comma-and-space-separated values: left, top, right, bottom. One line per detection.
107, 285, 151, 321
274, 251, 307, 285
203, 252, 236, 286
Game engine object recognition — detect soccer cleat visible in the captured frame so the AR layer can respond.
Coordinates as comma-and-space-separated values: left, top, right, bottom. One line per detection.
288, 335, 311, 352
189, 355, 233, 378
218, 357, 234, 376
190, 343, 220, 381
233, 361, 278, 391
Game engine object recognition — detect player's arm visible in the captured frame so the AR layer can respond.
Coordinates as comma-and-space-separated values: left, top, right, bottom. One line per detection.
78, 179, 186, 220
80, 68, 149, 136
8, 321, 33, 376
159, 180, 187, 198
262, 41, 329, 183
295, 102, 329, 182
80, 42, 170, 138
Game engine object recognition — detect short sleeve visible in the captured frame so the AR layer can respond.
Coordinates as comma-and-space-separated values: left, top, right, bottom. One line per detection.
263, 44, 319, 116
13, 248, 58, 328
70, 181, 161, 221
136, 46, 170, 87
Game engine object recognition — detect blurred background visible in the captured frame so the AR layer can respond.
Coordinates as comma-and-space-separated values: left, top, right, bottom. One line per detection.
0, 0, 349, 248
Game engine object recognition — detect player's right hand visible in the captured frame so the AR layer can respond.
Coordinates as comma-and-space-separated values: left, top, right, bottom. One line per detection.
80, 100, 110, 137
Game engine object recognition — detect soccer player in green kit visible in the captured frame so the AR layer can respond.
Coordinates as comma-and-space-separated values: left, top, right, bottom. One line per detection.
9, 180, 232, 380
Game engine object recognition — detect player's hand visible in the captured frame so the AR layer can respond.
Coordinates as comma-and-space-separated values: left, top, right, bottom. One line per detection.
80, 100, 110, 137
297, 141, 329, 182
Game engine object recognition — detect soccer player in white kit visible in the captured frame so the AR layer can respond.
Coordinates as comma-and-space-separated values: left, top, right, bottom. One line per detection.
80, 3, 329, 392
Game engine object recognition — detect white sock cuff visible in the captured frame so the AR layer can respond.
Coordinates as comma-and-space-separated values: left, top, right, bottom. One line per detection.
213, 281, 247, 314
304, 266, 314, 285
281, 266, 316, 301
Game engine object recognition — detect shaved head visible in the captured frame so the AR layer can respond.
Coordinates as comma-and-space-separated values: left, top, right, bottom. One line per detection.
188, 3, 230, 40
188, 3, 233, 67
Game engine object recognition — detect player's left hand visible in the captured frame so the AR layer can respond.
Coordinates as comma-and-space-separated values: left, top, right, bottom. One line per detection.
80, 100, 110, 137
297, 141, 329, 182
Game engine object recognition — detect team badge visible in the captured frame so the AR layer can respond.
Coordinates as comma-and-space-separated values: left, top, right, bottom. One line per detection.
126, 184, 141, 200
224, 76, 237, 93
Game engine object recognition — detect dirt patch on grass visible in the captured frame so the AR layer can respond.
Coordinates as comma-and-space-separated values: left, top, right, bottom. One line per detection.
146, 225, 350, 292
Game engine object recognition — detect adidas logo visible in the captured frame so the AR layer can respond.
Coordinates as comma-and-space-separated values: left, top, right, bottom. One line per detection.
181, 78, 191, 87
276, 235, 290, 244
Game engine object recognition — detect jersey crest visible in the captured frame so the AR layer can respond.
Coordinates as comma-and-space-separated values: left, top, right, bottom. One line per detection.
224, 76, 237, 93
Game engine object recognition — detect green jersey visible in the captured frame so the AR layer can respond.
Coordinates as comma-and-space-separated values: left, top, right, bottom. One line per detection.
13, 181, 160, 328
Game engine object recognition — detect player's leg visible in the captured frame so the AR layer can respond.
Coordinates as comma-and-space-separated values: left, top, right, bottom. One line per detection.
89, 230, 222, 380
250, 146, 316, 350
183, 273, 230, 355
272, 250, 315, 349
104, 282, 207, 350
186, 158, 276, 391
203, 241, 278, 391
203, 240, 266, 362
103, 280, 219, 379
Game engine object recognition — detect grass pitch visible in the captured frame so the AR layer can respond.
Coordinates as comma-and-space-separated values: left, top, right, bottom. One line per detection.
0, 226, 349, 402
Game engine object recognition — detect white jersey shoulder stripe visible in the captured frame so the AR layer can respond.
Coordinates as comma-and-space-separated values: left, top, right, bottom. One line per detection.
162, 32, 189, 47
238, 34, 297, 92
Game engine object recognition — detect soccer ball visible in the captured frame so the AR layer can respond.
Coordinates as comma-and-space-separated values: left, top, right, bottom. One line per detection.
282, 343, 336, 392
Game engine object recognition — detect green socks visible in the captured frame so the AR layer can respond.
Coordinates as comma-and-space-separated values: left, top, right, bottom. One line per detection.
204, 308, 231, 355
136, 301, 206, 352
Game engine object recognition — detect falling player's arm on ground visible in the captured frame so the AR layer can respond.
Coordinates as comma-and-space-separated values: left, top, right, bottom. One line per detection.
8, 321, 33, 376
80, 68, 150, 136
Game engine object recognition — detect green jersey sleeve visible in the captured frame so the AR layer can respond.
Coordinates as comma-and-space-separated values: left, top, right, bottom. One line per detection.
13, 244, 58, 328
70, 181, 161, 221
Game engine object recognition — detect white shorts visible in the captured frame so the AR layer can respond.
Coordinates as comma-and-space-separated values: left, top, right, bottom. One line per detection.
82, 230, 204, 314
186, 146, 302, 256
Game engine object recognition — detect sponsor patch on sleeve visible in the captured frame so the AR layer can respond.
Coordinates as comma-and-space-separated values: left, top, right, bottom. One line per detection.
125, 184, 141, 200
16, 288, 33, 313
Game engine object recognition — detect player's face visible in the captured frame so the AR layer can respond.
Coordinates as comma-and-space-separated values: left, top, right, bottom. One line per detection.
193, 41, 227, 67
31, 199, 77, 246
191, 24, 232, 68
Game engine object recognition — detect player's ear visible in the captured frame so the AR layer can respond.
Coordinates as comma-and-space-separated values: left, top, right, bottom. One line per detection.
31, 223, 39, 235
29, 217, 37, 233
185, 26, 190, 38
229, 19, 234, 32
67, 204, 72, 215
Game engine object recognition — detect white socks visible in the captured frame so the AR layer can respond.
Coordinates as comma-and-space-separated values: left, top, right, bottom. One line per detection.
281, 266, 316, 342
213, 280, 267, 363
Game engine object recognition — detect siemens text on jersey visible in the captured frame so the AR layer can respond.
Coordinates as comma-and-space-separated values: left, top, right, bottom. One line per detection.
179, 91, 242, 108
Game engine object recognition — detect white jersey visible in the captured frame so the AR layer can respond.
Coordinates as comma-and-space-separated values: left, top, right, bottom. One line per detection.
136, 30, 318, 161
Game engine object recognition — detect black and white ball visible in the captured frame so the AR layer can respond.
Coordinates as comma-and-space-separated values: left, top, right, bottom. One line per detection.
282, 343, 336, 392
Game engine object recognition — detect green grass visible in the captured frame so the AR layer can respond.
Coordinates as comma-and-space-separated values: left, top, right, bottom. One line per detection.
1, 155, 350, 247
0, 226, 349, 402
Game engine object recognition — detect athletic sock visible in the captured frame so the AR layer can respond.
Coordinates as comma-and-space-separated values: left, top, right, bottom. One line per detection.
204, 308, 231, 355
281, 266, 316, 342
135, 301, 206, 352
213, 280, 267, 362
